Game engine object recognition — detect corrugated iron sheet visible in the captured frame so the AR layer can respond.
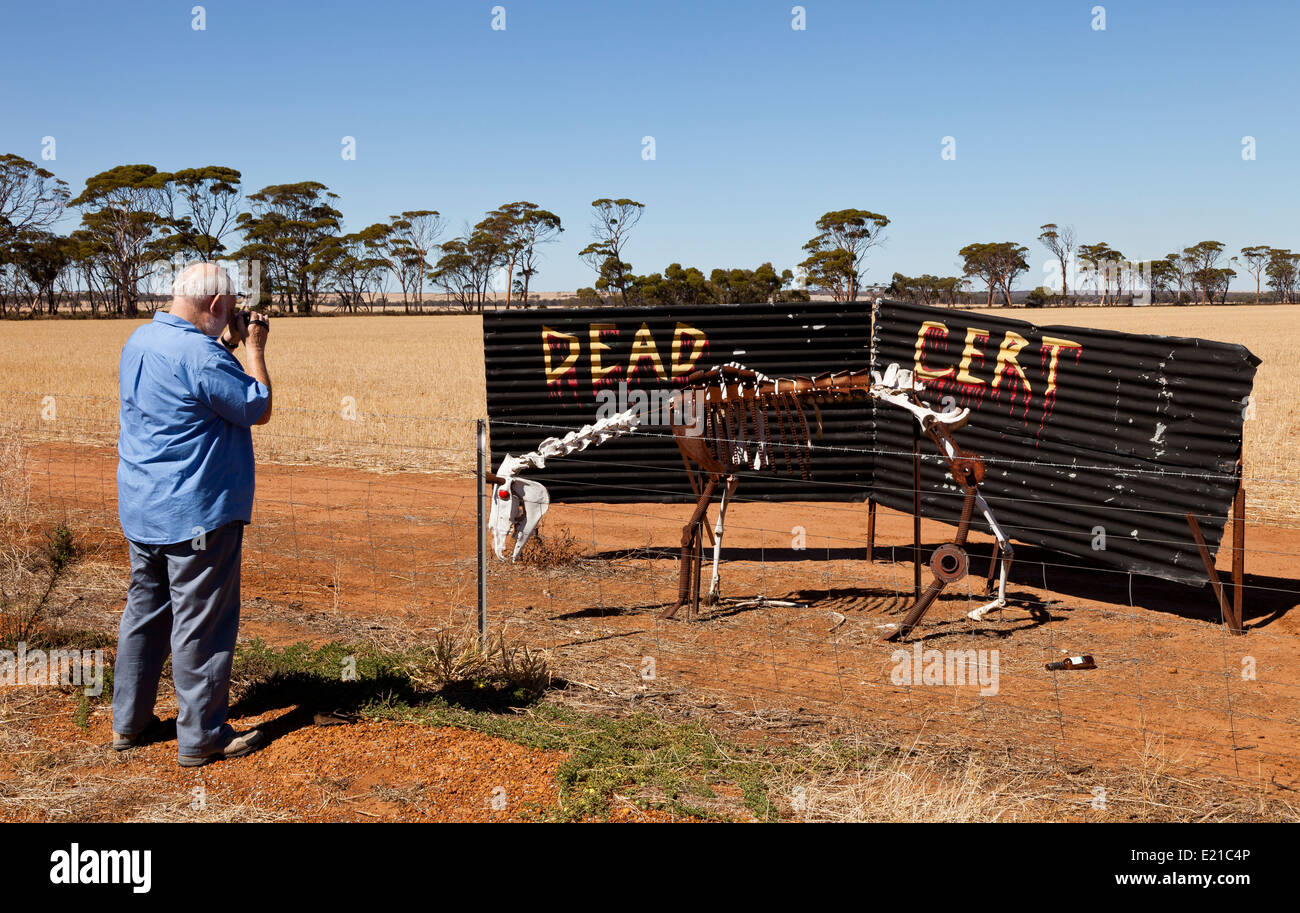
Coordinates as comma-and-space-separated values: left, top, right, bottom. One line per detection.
483, 302, 873, 502
871, 299, 1260, 585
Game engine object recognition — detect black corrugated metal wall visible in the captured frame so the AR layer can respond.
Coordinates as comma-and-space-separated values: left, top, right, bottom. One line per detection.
871, 299, 1259, 585
483, 302, 874, 502
483, 299, 1258, 586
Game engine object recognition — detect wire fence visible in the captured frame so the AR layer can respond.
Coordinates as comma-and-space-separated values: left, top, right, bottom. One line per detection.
5, 393, 1300, 798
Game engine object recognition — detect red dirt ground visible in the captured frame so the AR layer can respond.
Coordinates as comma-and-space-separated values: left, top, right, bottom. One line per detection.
20, 441, 1300, 803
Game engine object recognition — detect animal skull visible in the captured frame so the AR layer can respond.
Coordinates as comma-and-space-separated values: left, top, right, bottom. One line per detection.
488, 461, 551, 561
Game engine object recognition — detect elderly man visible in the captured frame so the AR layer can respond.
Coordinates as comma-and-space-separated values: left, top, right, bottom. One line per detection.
112, 262, 272, 767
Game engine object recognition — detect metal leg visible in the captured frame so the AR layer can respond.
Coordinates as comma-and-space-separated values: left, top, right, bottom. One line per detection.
706, 476, 738, 605
967, 491, 1013, 621
662, 475, 718, 620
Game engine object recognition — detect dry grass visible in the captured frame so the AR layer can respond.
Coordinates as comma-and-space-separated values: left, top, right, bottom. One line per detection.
0, 306, 1295, 519
777, 745, 1030, 822
768, 729, 1298, 823
0, 439, 71, 646
418, 626, 553, 694
989, 304, 1300, 525
0, 314, 485, 473
517, 524, 587, 568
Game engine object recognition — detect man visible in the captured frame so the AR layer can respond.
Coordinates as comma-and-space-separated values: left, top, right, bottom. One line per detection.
112, 262, 272, 767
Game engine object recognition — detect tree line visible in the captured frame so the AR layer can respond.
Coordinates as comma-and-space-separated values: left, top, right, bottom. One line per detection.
2, 152, 1294, 317
0, 155, 812, 317
0, 154, 573, 317
889, 227, 1300, 308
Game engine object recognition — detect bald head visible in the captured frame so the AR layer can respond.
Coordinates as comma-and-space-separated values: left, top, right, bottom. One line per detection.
170, 262, 237, 337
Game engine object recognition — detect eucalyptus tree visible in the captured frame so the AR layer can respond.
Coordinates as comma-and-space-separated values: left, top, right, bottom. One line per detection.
1239, 245, 1271, 305
69, 164, 174, 315
579, 198, 643, 303
162, 166, 243, 261
958, 241, 1029, 306
1037, 223, 1077, 302
386, 210, 444, 311
0, 153, 69, 249
234, 182, 342, 313
799, 209, 889, 302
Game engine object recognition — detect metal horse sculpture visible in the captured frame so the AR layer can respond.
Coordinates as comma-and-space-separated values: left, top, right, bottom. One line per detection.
487, 362, 1014, 640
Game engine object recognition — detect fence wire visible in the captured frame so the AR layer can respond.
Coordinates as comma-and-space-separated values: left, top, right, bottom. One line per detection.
5, 403, 1299, 800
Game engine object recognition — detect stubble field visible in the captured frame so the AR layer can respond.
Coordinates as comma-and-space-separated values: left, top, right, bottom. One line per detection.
1, 304, 1295, 523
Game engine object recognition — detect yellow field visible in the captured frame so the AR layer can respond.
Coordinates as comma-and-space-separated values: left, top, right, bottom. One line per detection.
1, 305, 1296, 523
0, 315, 486, 474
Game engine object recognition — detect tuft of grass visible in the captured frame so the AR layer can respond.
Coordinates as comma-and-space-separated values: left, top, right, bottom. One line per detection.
0, 520, 79, 649
769, 742, 1027, 822
516, 525, 587, 569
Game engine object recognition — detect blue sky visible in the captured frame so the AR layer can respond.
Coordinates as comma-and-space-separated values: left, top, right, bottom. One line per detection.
2, 0, 1296, 291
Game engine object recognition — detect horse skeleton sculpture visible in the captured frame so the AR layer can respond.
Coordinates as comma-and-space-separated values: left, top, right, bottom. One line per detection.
487, 362, 1014, 640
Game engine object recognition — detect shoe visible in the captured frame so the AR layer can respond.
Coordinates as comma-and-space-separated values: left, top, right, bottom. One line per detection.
177, 729, 265, 767
112, 715, 164, 751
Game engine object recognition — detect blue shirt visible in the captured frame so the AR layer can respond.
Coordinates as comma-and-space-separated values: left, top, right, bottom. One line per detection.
117, 312, 270, 545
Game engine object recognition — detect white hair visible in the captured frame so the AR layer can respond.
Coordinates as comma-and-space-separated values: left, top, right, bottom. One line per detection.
172, 262, 236, 300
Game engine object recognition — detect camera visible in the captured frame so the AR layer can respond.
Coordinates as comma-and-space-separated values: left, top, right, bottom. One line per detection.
220, 307, 257, 351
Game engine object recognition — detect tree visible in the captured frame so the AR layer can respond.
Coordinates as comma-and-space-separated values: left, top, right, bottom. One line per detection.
631, 263, 716, 307
64, 228, 112, 316
7, 230, 76, 315
0, 154, 68, 247
1077, 242, 1126, 304
69, 164, 174, 316
386, 210, 444, 311
476, 206, 525, 309
799, 209, 889, 302
1239, 245, 1271, 305
579, 198, 643, 303
162, 166, 243, 261
1038, 223, 1077, 302
1143, 258, 1178, 303
888, 273, 963, 306
234, 182, 342, 314
315, 223, 391, 312
1103, 245, 1126, 304
505, 203, 562, 307
1023, 286, 1056, 307
708, 262, 806, 304
1077, 243, 1106, 302
1182, 241, 1226, 305
432, 228, 504, 312
1266, 248, 1300, 303
957, 242, 1029, 306
1163, 250, 1195, 304
1206, 266, 1236, 306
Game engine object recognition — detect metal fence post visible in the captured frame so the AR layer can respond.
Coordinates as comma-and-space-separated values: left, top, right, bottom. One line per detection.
475, 418, 487, 647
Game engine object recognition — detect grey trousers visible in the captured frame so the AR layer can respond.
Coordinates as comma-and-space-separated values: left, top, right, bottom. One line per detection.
112, 520, 243, 756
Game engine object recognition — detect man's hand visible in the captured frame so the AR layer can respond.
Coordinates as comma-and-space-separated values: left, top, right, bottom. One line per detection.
220, 308, 249, 351
239, 312, 272, 425
245, 312, 270, 352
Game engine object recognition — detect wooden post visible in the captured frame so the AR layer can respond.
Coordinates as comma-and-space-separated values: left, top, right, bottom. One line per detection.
1230, 475, 1246, 635
866, 497, 877, 561
1186, 511, 1233, 630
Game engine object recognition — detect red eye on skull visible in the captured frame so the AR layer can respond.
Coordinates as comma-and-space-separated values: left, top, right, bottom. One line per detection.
498, 489, 510, 500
